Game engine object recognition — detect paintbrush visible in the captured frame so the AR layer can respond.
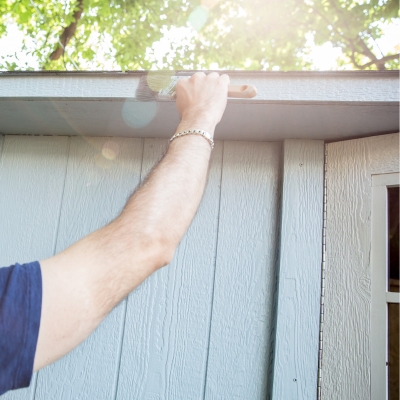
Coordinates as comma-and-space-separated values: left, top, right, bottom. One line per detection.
136, 74, 257, 101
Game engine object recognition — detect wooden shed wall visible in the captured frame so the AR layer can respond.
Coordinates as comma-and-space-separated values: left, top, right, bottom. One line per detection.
322, 133, 399, 399
0, 136, 280, 399
0, 135, 324, 400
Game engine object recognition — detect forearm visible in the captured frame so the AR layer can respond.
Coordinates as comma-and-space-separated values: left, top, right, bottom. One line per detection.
119, 120, 214, 256
36, 121, 215, 370
35, 72, 228, 371
90, 123, 214, 300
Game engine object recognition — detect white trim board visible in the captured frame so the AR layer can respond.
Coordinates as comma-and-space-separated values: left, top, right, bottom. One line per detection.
0, 71, 398, 140
371, 172, 400, 400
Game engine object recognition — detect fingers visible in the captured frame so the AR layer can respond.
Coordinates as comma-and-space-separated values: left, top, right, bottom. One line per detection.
177, 72, 229, 97
189, 72, 230, 96
219, 73, 230, 84
205, 71, 219, 80
175, 77, 187, 93
191, 71, 207, 79
189, 71, 229, 84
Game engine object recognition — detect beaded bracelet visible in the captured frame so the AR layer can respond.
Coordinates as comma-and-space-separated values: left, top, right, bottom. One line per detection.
169, 129, 214, 149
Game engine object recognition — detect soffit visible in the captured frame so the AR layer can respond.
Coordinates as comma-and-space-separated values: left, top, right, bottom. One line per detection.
0, 71, 398, 141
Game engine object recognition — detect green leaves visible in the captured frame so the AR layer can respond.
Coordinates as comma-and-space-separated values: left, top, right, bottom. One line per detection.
0, 0, 398, 71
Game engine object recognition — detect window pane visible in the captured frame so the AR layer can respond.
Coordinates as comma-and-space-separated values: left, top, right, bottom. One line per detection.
388, 303, 399, 400
388, 187, 399, 292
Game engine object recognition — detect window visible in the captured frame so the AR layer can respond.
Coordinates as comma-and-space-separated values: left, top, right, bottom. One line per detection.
388, 187, 399, 293
371, 173, 399, 400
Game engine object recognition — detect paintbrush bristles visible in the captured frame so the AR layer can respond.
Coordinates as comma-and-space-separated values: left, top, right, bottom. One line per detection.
146, 74, 176, 93
136, 74, 183, 101
158, 76, 182, 100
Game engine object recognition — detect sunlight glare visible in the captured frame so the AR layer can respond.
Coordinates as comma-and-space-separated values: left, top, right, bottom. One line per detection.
370, 20, 400, 56
0, 23, 40, 69
145, 26, 196, 69
304, 32, 344, 70
201, 0, 221, 9
309, 42, 343, 70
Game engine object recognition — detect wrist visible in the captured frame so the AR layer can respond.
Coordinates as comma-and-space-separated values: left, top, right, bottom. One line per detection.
179, 113, 216, 137
168, 134, 213, 155
170, 129, 214, 149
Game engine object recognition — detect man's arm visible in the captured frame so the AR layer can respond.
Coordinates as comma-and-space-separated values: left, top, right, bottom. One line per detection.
34, 72, 229, 370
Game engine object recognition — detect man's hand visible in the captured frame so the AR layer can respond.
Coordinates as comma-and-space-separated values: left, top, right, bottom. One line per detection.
175, 72, 230, 135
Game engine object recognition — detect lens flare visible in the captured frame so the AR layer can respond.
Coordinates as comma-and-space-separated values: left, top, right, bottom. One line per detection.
188, 5, 209, 31
122, 100, 158, 129
102, 140, 120, 160
95, 152, 112, 169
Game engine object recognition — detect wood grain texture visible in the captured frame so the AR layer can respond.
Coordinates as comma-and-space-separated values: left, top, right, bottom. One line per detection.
0, 136, 70, 266
1, 72, 398, 102
34, 136, 143, 400
204, 141, 281, 400
115, 139, 223, 400
322, 133, 399, 399
0, 136, 70, 400
272, 140, 324, 400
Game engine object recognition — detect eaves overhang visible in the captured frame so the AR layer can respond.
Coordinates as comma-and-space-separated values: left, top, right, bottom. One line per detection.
0, 70, 398, 141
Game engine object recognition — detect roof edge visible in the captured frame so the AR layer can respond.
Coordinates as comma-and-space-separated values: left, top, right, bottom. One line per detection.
0, 70, 399, 78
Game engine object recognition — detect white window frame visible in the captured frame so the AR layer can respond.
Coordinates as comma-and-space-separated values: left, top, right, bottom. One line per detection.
371, 172, 400, 400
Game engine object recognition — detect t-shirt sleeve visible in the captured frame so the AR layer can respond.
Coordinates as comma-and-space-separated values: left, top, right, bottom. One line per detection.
0, 262, 42, 396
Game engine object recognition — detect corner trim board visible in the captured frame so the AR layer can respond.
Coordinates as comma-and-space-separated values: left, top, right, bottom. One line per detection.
271, 139, 325, 400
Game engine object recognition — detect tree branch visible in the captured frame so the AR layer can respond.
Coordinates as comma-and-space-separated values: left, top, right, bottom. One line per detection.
359, 53, 399, 69
327, 1, 382, 67
49, 0, 83, 61
356, 35, 379, 62
314, 2, 389, 70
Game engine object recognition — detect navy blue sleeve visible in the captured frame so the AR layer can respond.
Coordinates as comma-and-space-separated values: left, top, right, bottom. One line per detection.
0, 262, 42, 396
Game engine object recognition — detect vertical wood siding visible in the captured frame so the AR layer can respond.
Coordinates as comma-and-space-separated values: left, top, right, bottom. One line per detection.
0, 134, 4, 159
272, 140, 324, 400
204, 141, 282, 400
0, 136, 283, 399
34, 137, 144, 400
323, 133, 399, 399
116, 140, 223, 399
0, 136, 70, 400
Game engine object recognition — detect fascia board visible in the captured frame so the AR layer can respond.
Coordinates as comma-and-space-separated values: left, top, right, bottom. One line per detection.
0, 71, 398, 140
0, 70, 398, 102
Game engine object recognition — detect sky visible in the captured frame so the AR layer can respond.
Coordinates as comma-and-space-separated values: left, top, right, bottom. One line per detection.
0, 12, 399, 71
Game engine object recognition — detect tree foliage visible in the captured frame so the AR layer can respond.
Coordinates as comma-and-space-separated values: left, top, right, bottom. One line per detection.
311, 0, 399, 69
0, 0, 398, 71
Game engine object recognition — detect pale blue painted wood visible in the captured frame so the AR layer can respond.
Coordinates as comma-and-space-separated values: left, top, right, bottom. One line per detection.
0, 135, 322, 400
0, 135, 70, 400
204, 141, 282, 400
0, 136, 70, 266
0, 134, 4, 159
34, 136, 143, 400
271, 139, 324, 400
115, 139, 223, 399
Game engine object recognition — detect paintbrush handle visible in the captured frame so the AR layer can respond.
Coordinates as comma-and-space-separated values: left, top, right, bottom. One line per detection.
228, 84, 257, 98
